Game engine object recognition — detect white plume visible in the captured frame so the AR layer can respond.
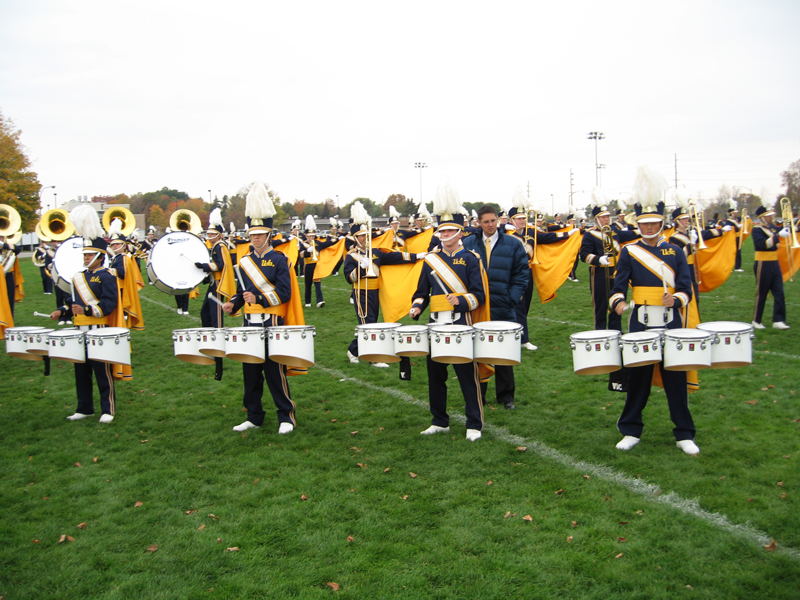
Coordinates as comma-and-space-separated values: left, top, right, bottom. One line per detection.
511, 186, 531, 211
633, 167, 668, 206
330, 217, 337, 227
471, 209, 478, 220
432, 180, 461, 217
108, 217, 123, 237
389, 205, 401, 219
350, 201, 370, 225
70, 205, 104, 240
230, 222, 236, 233
245, 182, 276, 218
591, 187, 608, 207
305, 214, 317, 232
669, 189, 690, 212
759, 188, 773, 209
209, 207, 223, 229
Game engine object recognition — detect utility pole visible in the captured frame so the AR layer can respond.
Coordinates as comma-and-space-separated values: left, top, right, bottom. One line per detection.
587, 131, 605, 187
674, 154, 678, 189
569, 169, 575, 209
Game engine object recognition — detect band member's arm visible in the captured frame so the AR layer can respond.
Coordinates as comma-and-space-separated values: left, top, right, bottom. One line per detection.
409, 263, 433, 319
751, 227, 775, 250
671, 251, 693, 308
579, 233, 604, 266
609, 248, 632, 313
378, 250, 420, 265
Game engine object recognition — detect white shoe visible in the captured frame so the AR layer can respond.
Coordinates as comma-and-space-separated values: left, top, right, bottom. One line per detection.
316, 301, 325, 308
278, 422, 294, 434
616, 436, 640, 451
305, 303, 311, 307
466, 429, 482, 441
572, 278, 579, 282
420, 425, 450, 435
676, 439, 700, 455
773, 322, 790, 330
232, 421, 260, 432
177, 309, 183, 315
347, 350, 360, 364
734, 269, 745, 272
371, 362, 389, 368
523, 342, 538, 351
349, 297, 354, 304
752, 321, 765, 330
99, 414, 114, 424
58, 321, 65, 326
67, 413, 91, 421
65, 320, 73, 325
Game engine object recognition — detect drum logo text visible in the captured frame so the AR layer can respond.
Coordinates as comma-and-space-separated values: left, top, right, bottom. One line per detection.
167, 238, 189, 245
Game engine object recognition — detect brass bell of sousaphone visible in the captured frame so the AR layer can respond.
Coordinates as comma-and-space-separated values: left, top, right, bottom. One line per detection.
0, 203, 22, 239
169, 209, 202, 235
102, 206, 137, 237
34, 222, 52, 243
39, 208, 75, 241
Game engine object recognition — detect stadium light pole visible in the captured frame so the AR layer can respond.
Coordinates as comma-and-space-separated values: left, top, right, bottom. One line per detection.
587, 132, 605, 187
415, 162, 427, 205
38, 185, 55, 213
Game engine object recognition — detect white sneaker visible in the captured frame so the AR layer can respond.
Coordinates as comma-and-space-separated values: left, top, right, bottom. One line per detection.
99, 414, 114, 424
346, 350, 360, 364
278, 422, 294, 434
304, 303, 311, 308
67, 413, 91, 421
466, 429, 482, 441
58, 321, 65, 326
676, 439, 700, 455
371, 362, 389, 368
616, 436, 640, 451
177, 309, 183, 315
350, 297, 354, 304
773, 322, 790, 330
735, 269, 745, 272
316, 301, 325, 308
420, 425, 450, 435
523, 342, 538, 351
65, 320, 73, 325
752, 321, 765, 330
232, 421, 260, 432
572, 278, 579, 282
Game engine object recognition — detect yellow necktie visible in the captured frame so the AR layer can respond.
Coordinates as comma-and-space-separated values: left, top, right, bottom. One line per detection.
485, 238, 492, 268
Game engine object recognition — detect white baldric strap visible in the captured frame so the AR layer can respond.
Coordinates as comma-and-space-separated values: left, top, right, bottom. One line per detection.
239, 256, 281, 307
425, 254, 468, 294
627, 245, 676, 288
73, 272, 104, 317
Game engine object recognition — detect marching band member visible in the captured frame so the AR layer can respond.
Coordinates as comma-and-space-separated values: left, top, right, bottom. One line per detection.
49, 205, 121, 423
410, 196, 488, 441
609, 199, 699, 455
222, 182, 300, 434
106, 218, 145, 331
0, 233, 22, 317
195, 208, 237, 380
344, 201, 423, 369
722, 204, 744, 272
386, 205, 422, 251
299, 215, 334, 308
751, 204, 790, 330
33, 241, 53, 294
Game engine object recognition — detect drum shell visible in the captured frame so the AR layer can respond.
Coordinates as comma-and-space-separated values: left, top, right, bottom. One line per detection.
172, 328, 215, 365
473, 321, 522, 366
196, 327, 226, 358
47, 329, 86, 363
429, 324, 474, 364
225, 327, 266, 364
268, 326, 316, 368
620, 331, 663, 368
696, 321, 754, 369
86, 327, 131, 365
662, 329, 712, 371
356, 323, 401, 363
393, 325, 429, 357
569, 330, 622, 375
5, 326, 47, 361
26, 328, 55, 357
147, 231, 209, 295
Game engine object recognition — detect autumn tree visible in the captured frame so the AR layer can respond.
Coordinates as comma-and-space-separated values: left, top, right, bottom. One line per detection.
0, 111, 41, 230
149, 205, 167, 229
780, 159, 800, 212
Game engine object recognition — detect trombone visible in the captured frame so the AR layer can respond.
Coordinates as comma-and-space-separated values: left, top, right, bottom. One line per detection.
780, 197, 799, 282
738, 208, 748, 250
688, 198, 706, 285
525, 208, 540, 265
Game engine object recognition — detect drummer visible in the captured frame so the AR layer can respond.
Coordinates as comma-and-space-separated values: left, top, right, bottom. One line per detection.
409, 194, 488, 441
49, 207, 120, 423
222, 182, 299, 435
608, 201, 699, 455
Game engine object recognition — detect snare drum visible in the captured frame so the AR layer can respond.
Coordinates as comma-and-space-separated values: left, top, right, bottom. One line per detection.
4, 326, 48, 361
268, 325, 316, 368
569, 330, 622, 375
356, 323, 402, 363
172, 328, 215, 365
225, 327, 266, 364
473, 321, 523, 366
86, 327, 131, 365
696, 321, 754, 369
393, 325, 429, 357
47, 329, 86, 363
52, 237, 90, 293
26, 328, 55, 357
662, 329, 713, 371
429, 324, 474, 364
146, 231, 210, 295
196, 327, 226, 358
620, 331, 663, 368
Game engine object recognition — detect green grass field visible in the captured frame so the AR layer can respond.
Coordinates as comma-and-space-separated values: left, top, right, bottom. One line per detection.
2, 244, 799, 599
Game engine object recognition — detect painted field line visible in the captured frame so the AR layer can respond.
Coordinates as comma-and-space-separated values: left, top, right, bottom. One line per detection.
318, 364, 799, 560
755, 350, 800, 361
141, 295, 202, 322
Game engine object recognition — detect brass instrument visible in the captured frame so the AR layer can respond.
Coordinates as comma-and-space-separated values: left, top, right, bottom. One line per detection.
364, 219, 377, 277
169, 209, 202, 235
600, 225, 616, 311
687, 199, 705, 285
525, 208, 540, 265
39, 208, 75, 241
780, 197, 799, 282
102, 206, 137, 236
738, 208, 748, 250
32, 223, 49, 267
0, 203, 22, 238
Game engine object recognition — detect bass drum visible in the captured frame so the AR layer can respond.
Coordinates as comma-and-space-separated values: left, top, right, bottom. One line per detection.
53, 237, 96, 293
147, 231, 209, 295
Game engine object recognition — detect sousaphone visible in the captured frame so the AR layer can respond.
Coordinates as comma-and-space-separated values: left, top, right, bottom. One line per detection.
39, 208, 75, 241
169, 209, 202, 235
0, 204, 22, 238
102, 206, 137, 236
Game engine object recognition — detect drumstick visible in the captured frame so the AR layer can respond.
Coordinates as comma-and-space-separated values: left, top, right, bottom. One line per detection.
206, 292, 224, 307
431, 270, 452, 294
33, 311, 52, 318
232, 265, 250, 324
70, 281, 76, 303
660, 264, 668, 294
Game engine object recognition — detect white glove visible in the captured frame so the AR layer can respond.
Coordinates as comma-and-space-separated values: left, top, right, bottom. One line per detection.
567, 228, 579, 237
690, 230, 699, 244
359, 257, 372, 269
779, 227, 790, 238
416, 252, 427, 260
599, 256, 611, 266
722, 225, 733, 232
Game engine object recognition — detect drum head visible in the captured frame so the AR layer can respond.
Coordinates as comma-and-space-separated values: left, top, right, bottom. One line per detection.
53, 237, 91, 293
148, 232, 209, 295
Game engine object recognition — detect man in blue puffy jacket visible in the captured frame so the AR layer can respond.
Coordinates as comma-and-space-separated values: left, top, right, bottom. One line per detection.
462, 205, 529, 409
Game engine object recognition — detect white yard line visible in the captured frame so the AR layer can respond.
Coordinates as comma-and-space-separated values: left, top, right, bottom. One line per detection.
317, 364, 799, 560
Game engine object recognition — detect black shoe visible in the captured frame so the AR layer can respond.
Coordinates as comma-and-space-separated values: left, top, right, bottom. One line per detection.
503, 401, 516, 410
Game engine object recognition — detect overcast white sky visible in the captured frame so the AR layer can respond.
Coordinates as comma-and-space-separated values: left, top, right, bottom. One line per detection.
2, 0, 799, 217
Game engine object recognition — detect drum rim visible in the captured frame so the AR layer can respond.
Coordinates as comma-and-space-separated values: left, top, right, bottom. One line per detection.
86, 327, 129, 336
697, 321, 753, 333
473, 320, 523, 331
664, 329, 714, 340
570, 329, 621, 341
47, 330, 85, 338
356, 323, 402, 330
621, 331, 662, 341
428, 324, 474, 332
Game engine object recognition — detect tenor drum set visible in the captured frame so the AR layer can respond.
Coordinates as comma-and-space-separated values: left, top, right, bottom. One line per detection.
569, 321, 755, 374
4, 326, 131, 365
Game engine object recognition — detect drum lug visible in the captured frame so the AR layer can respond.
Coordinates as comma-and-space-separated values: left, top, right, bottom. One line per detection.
604, 341, 611, 350
676, 342, 683, 351
735, 334, 741, 344
700, 341, 707, 350
632, 344, 639, 353
569, 342, 576, 350
498, 334, 504, 343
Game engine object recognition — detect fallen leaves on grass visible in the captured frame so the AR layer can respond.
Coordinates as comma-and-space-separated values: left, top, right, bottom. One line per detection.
745, 400, 758, 405
347, 536, 354, 542
185, 510, 197, 515
409, 472, 418, 479
134, 501, 143, 508
615, 553, 623, 559
777, 482, 784, 487
300, 495, 308, 501
764, 539, 777, 551
515, 446, 527, 452
225, 547, 239, 552
76, 522, 87, 530
93, 457, 98, 463
522, 515, 533, 522
402, 495, 409, 500
198, 524, 206, 531
74, 462, 81, 467
208, 514, 221, 520
583, 475, 590, 479
146, 544, 158, 553
58, 535, 75, 543
350, 431, 358, 436
567, 536, 573, 543
555, 489, 564, 495
327, 582, 340, 591
383, 468, 390, 473
356, 463, 367, 469
617, 537, 627, 543
486, 481, 493, 486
